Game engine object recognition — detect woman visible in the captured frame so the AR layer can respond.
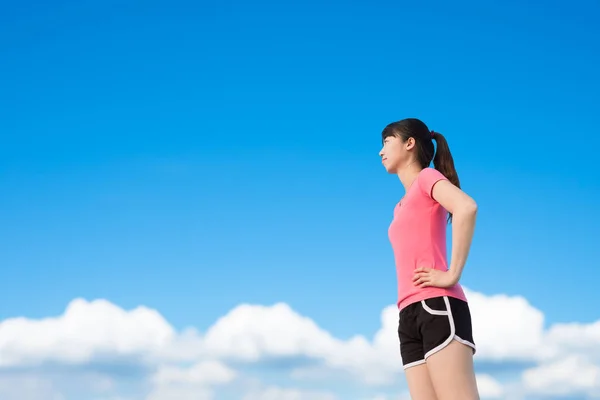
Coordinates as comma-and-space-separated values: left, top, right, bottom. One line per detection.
379, 118, 480, 400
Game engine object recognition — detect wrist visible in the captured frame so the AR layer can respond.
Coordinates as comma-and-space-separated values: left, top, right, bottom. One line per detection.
447, 268, 461, 284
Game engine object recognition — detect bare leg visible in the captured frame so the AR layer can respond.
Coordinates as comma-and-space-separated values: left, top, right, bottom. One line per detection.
404, 363, 439, 400
426, 340, 479, 400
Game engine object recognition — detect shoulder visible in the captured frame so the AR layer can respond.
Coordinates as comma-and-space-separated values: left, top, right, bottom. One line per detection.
417, 168, 448, 199
419, 167, 446, 181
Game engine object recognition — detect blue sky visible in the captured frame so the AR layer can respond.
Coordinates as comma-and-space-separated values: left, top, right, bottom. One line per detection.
1, 0, 600, 399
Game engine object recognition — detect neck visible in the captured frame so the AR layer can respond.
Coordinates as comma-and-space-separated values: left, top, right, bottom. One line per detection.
397, 160, 423, 192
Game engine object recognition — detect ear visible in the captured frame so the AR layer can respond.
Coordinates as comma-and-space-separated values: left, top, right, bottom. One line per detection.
405, 137, 416, 151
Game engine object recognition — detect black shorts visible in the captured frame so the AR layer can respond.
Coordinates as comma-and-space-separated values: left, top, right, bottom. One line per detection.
398, 295, 476, 369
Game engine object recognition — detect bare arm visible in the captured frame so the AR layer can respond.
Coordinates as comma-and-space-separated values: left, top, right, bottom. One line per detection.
431, 180, 478, 284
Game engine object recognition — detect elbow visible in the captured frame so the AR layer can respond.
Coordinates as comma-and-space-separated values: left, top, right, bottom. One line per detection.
468, 199, 478, 214
458, 199, 478, 217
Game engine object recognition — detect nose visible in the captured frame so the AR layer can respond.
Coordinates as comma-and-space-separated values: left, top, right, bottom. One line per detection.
379, 147, 384, 157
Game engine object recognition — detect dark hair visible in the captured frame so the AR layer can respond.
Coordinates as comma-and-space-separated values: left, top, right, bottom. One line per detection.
382, 118, 460, 220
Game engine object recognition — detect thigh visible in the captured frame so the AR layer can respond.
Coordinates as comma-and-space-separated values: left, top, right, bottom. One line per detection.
398, 304, 425, 369
405, 363, 439, 400
426, 340, 479, 400
418, 296, 479, 400
399, 304, 437, 399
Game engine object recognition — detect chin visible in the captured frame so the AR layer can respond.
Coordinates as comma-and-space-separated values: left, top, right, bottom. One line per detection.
383, 163, 397, 174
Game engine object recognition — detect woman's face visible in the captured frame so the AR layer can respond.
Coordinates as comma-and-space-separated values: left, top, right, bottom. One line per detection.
380, 135, 410, 173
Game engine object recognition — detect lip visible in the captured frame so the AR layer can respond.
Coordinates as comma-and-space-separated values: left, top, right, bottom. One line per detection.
382, 158, 387, 163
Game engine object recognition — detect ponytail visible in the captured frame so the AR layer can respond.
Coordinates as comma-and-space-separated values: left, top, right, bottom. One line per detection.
432, 131, 460, 223
432, 131, 460, 190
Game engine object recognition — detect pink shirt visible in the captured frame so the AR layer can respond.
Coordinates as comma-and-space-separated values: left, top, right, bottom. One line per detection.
388, 167, 468, 310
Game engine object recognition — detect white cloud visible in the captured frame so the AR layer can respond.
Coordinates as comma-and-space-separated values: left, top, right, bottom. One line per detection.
153, 361, 236, 385
465, 289, 547, 362
0, 298, 175, 368
145, 384, 214, 400
543, 320, 600, 361
202, 301, 400, 385
151, 360, 235, 386
0, 289, 599, 399
242, 385, 339, 400
364, 396, 389, 400
0, 375, 64, 400
476, 374, 504, 399
522, 355, 600, 398
146, 360, 236, 400
360, 393, 410, 400
202, 302, 338, 362
0, 371, 122, 400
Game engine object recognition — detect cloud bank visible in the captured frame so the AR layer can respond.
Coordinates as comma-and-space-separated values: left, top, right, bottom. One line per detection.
0, 288, 598, 399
